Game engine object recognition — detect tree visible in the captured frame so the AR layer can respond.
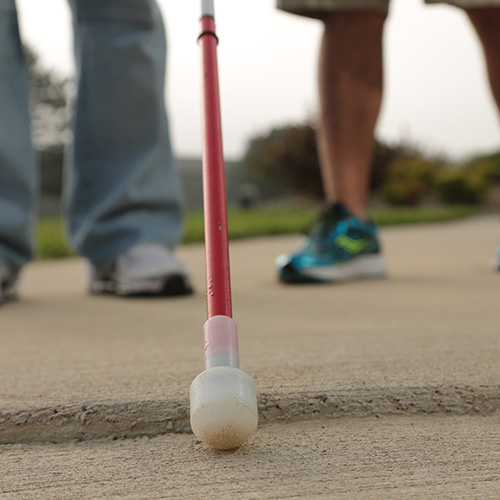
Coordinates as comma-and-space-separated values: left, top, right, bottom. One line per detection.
24, 45, 72, 198
243, 119, 438, 202
243, 122, 323, 201
25, 44, 71, 150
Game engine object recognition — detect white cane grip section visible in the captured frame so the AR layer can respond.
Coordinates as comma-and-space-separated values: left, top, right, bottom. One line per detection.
201, 0, 215, 17
204, 315, 239, 370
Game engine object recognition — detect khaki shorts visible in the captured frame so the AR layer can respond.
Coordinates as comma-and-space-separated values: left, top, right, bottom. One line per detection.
277, 0, 500, 16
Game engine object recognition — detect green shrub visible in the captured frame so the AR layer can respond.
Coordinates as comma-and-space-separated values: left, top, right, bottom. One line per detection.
243, 119, 444, 202
381, 178, 428, 206
380, 156, 442, 206
464, 151, 500, 184
436, 168, 490, 205
370, 140, 438, 191
244, 122, 323, 200
465, 158, 499, 184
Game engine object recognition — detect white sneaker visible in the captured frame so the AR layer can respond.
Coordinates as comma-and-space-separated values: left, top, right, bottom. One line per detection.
0, 267, 17, 304
90, 244, 193, 297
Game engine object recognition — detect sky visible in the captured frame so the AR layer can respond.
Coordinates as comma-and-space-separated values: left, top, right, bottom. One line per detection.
16, 0, 500, 161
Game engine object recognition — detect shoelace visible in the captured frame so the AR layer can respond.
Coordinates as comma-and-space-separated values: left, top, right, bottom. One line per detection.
304, 203, 347, 236
301, 204, 352, 252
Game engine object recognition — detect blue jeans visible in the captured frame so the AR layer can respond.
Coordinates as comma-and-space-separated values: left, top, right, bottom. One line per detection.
0, 0, 184, 281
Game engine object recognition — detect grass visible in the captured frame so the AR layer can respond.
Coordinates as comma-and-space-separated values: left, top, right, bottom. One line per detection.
36, 218, 72, 260
370, 205, 479, 226
36, 204, 479, 260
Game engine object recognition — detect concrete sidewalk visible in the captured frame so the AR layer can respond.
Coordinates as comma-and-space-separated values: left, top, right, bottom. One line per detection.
1, 215, 499, 498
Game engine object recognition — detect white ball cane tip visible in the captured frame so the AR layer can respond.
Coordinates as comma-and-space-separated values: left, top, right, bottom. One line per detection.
190, 366, 258, 450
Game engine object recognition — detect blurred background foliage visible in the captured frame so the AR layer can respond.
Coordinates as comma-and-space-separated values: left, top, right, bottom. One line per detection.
243, 121, 500, 208
26, 44, 71, 203
28, 43, 496, 259
29, 42, 500, 213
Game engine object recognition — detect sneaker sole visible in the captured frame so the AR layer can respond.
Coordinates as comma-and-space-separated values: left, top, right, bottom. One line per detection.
0, 282, 18, 304
280, 254, 388, 284
91, 273, 193, 297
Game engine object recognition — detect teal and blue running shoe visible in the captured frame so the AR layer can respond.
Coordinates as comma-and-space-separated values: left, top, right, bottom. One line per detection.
276, 203, 387, 284
495, 244, 500, 272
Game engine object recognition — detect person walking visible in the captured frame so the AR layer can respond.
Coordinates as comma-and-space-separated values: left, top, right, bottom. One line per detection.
0, 0, 192, 304
275, 0, 500, 283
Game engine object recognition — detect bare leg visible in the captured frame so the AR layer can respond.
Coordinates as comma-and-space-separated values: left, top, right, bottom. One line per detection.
466, 8, 500, 114
317, 11, 386, 219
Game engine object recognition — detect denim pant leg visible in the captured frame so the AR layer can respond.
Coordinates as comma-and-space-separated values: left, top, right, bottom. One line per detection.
0, 0, 36, 281
66, 0, 185, 273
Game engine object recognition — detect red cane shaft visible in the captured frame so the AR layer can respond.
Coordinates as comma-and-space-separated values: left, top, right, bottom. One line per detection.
199, 16, 232, 319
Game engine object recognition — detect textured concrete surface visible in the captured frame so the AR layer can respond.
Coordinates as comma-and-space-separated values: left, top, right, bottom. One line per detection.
0, 215, 499, 497
1, 215, 499, 443
2, 417, 499, 499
